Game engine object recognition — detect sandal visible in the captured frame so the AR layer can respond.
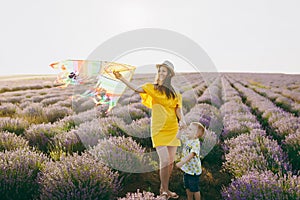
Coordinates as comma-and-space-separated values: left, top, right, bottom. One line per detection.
167, 191, 179, 199
160, 188, 179, 199
160, 191, 170, 200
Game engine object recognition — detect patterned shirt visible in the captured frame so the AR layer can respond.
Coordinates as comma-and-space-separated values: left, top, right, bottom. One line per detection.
180, 135, 202, 175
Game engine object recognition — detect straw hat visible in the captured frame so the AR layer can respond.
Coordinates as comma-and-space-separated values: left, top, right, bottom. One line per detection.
156, 60, 175, 77
190, 122, 206, 132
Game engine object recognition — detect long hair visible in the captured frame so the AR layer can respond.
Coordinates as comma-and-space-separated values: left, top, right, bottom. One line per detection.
154, 66, 177, 99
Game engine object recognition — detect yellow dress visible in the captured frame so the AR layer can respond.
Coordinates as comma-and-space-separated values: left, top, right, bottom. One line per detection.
140, 83, 182, 148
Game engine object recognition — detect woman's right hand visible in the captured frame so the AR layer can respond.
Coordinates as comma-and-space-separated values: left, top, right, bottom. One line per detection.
113, 70, 123, 80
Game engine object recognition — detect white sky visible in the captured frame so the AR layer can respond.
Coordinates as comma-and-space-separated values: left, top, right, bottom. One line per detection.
0, 0, 299, 76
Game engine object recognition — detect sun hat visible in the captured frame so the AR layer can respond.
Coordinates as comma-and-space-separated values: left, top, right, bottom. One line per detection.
156, 60, 175, 77
190, 122, 206, 132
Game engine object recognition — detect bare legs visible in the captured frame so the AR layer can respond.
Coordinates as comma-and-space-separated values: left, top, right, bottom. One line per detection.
167, 146, 177, 179
156, 146, 178, 196
156, 146, 169, 193
186, 189, 201, 200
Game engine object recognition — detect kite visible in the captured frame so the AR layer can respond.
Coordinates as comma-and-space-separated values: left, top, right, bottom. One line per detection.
50, 60, 101, 87
50, 60, 136, 112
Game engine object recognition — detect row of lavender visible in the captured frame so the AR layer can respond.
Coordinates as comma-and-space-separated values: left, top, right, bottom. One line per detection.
248, 83, 299, 116
227, 73, 300, 94
231, 73, 300, 104
220, 76, 299, 199
229, 75, 300, 170
234, 73, 300, 116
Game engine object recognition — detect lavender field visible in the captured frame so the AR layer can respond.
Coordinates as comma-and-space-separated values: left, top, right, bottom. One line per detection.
0, 72, 299, 200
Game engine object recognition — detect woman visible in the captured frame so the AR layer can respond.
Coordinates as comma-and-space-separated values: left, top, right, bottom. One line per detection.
113, 60, 186, 199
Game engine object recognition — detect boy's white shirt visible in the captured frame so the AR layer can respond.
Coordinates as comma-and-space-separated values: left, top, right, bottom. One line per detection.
180, 134, 202, 175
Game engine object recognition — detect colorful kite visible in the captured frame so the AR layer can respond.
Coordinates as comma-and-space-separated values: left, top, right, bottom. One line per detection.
50, 60, 136, 112
50, 60, 101, 87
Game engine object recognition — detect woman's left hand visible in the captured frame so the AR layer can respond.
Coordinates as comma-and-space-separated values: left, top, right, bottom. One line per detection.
179, 120, 187, 130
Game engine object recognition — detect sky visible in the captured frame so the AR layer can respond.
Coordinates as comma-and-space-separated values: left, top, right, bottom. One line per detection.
0, 0, 299, 76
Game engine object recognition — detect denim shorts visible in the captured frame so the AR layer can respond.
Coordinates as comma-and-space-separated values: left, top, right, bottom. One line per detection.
183, 173, 200, 192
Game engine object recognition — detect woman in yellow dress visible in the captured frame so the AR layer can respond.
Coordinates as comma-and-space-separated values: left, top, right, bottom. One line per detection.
113, 60, 186, 199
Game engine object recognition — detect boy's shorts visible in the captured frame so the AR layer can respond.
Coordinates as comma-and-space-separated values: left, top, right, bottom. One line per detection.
183, 173, 200, 192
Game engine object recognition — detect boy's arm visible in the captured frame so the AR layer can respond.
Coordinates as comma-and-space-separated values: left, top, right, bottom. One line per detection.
176, 152, 196, 168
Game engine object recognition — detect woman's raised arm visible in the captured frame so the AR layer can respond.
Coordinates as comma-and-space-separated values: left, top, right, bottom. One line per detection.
113, 71, 145, 93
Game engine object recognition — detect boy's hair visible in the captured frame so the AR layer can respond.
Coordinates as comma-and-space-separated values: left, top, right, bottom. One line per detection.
190, 122, 205, 137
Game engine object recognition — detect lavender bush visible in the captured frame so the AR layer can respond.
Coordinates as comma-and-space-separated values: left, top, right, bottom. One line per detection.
252, 85, 299, 116
60, 108, 100, 130
280, 88, 300, 102
0, 148, 49, 200
38, 152, 120, 200
223, 129, 290, 177
44, 104, 73, 123
129, 102, 151, 117
52, 98, 73, 108
221, 78, 241, 103
73, 118, 121, 148
20, 103, 48, 124
74, 119, 105, 145
271, 115, 299, 139
222, 170, 300, 200
0, 102, 18, 117
233, 81, 299, 139
24, 123, 63, 152
1, 96, 23, 104
0, 131, 29, 151
220, 101, 252, 116
119, 93, 141, 105
197, 78, 222, 108
40, 96, 66, 106
98, 116, 126, 137
89, 136, 156, 173
122, 117, 150, 138
222, 112, 261, 139
0, 117, 29, 135
0, 86, 11, 93
51, 130, 85, 156
182, 89, 197, 112
220, 79, 262, 138
30, 95, 45, 103
184, 103, 222, 133
283, 129, 300, 170
71, 97, 95, 113
200, 129, 218, 158
193, 83, 207, 97
122, 117, 152, 148
118, 189, 166, 200
110, 105, 148, 124
18, 100, 33, 109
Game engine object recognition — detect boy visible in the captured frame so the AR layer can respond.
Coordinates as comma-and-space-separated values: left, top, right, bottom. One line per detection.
176, 122, 205, 200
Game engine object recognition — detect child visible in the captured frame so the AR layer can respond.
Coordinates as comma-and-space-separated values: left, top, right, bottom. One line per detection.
176, 122, 205, 200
